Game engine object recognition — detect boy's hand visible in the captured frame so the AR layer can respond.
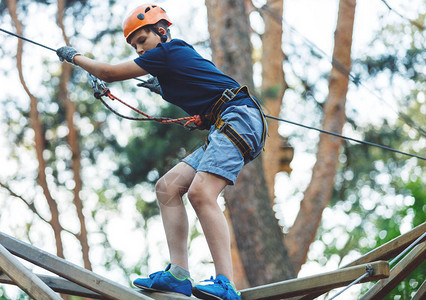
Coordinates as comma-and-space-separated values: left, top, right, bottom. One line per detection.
56, 46, 81, 64
137, 77, 162, 95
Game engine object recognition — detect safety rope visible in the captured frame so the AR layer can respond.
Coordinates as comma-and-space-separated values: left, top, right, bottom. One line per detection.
1, 27, 424, 160
87, 73, 201, 129
265, 115, 425, 160
328, 264, 374, 300
258, 4, 426, 138
329, 231, 426, 299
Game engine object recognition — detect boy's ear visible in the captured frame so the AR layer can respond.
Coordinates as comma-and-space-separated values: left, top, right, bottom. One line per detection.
157, 27, 167, 35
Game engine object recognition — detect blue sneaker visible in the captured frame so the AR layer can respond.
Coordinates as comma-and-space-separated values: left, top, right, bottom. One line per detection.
192, 275, 241, 300
133, 264, 193, 296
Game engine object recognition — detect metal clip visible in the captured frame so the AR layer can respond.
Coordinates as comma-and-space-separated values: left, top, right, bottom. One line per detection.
365, 264, 374, 276
222, 89, 236, 102
218, 121, 228, 133
87, 73, 106, 92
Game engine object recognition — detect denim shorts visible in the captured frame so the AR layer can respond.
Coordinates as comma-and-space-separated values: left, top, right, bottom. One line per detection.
182, 105, 267, 185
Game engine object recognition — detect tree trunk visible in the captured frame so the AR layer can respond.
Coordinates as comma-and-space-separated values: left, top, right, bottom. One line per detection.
285, 0, 356, 272
56, 0, 92, 271
205, 0, 295, 286
7, 0, 65, 260
260, 0, 288, 203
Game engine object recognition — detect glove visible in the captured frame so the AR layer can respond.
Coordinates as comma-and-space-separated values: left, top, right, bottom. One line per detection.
56, 46, 81, 64
137, 77, 162, 95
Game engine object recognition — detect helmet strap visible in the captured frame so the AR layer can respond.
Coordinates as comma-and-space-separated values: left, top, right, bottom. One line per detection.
151, 26, 168, 43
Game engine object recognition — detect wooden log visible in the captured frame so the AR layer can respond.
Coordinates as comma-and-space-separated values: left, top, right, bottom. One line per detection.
344, 222, 426, 267
240, 261, 389, 299
0, 243, 62, 300
0, 273, 194, 300
360, 242, 426, 300
412, 280, 426, 300
0, 273, 104, 299
0, 232, 152, 300
297, 222, 426, 300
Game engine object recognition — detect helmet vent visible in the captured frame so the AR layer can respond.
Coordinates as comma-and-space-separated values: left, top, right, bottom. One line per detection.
145, 7, 151, 13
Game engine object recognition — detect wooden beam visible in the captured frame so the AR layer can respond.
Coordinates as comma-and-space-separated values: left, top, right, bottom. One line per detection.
137, 290, 196, 300
412, 280, 426, 300
0, 273, 104, 299
360, 242, 426, 300
297, 222, 426, 300
0, 243, 62, 300
344, 222, 426, 267
0, 232, 152, 300
0, 273, 193, 300
240, 261, 389, 299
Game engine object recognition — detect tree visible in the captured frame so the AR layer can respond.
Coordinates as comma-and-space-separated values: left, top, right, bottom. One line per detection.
205, 0, 296, 286
285, 0, 357, 272
317, 5, 426, 297
0, 1, 143, 297
259, 0, 289, 203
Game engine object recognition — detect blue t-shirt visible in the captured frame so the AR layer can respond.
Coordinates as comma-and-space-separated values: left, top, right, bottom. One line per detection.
134, 39, 256, 116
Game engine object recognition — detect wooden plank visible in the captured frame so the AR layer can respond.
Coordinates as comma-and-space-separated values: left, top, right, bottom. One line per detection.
344, 222, 426, 267
240, 261, 389, 300
0, 232, 152, 300
0, 243, 62, 300
138, 290, 197, 300
412, 280, 426, 300
0, 273, 194, 300
297, 223, 426, 300
0, 273, 104, 299
360, 242, 426, 300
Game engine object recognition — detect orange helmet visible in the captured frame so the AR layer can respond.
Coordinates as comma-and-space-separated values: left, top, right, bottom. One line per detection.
123, 4, 172, 43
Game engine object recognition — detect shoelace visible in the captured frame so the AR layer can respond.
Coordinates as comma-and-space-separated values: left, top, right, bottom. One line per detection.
201, 276, 230, 291
149, 271, 164, 280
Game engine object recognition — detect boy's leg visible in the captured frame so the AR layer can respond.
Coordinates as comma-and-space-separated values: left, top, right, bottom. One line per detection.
156, 162, 196, 269
187, 171, 232, 280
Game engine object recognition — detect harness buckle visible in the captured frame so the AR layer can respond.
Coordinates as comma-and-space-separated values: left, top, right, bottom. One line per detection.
222, 89, 236, 102
216, 118, 228, 133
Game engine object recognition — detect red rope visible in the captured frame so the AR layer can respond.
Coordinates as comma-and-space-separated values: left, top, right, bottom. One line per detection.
99, 88, 203, 129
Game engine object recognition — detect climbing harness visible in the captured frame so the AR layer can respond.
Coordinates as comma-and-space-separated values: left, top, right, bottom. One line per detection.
0, 27, 424, 160
201, 86, 267, 161
87, 73, 199, 129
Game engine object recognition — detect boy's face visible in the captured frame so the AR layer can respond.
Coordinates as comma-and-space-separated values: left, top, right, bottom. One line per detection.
129, 29, 161, 56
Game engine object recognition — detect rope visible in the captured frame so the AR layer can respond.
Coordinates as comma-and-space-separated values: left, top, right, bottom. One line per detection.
257, 5, 426, 138
329, 264, 374, 300
94, 87, 200, 129
389, 232, 426, 266
1, 27, 423, 159
329, 231, 426, 299
265, 115, 425, 160
0, 27, 57, 52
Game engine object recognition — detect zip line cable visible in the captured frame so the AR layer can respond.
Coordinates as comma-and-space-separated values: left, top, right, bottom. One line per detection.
258, 4, 426, 137
1, 27, 424, 160
0, 27, 57, 52
379, 0, 425, 30
0, 27, 145, 83
265, 115, 425, 160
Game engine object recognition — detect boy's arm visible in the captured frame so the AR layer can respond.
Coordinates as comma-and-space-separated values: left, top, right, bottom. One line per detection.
57, 46, 148, 82
74, 55, 148, 82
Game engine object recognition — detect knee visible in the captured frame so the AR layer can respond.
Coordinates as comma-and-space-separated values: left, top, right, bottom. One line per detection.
155, 176, 168, 196
187, 184, 209, 211
156, 175, 188, 205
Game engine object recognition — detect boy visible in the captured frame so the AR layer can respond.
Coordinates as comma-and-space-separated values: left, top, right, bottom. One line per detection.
57, 3, 266, 300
